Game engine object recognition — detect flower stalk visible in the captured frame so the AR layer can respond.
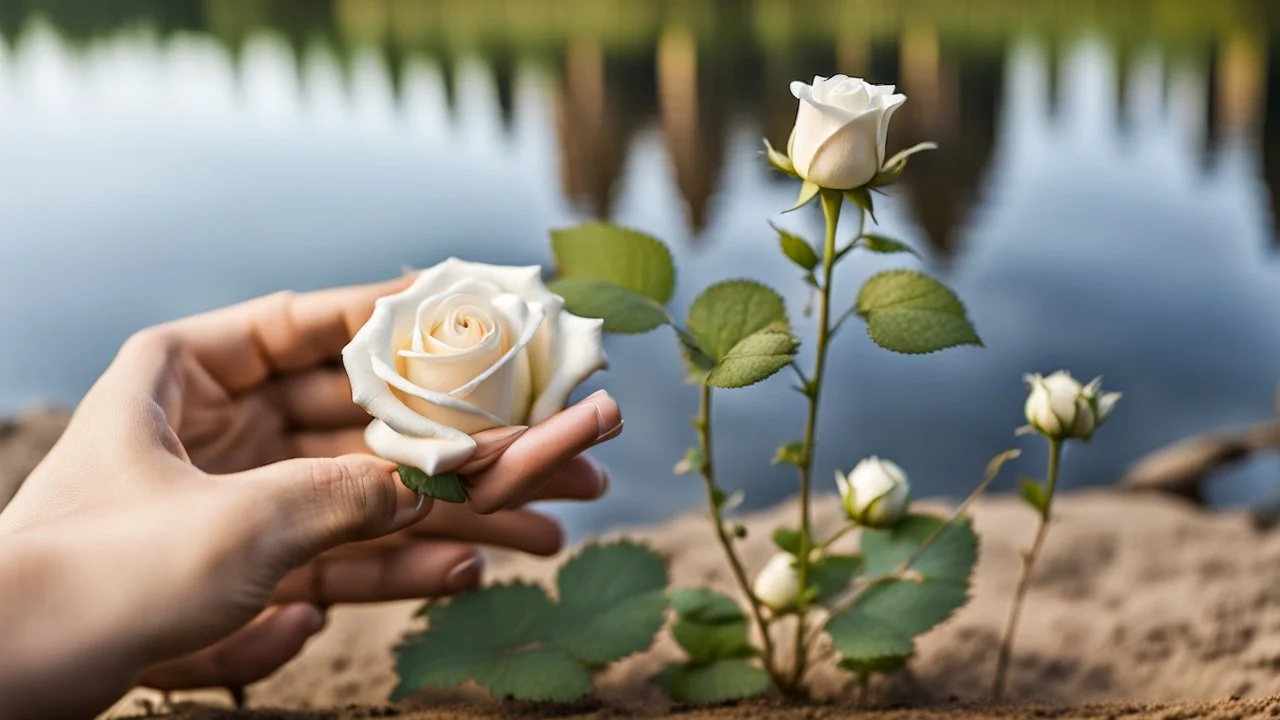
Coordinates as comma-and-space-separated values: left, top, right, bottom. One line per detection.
694, 383, 784, 688
788, 189, 848, 691
992, 436, 1062, 700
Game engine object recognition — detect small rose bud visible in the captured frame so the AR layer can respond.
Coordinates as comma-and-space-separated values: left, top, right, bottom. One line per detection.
836, 456, 910, 528
753, 553, 801, 612
1023, 371, 1121, 441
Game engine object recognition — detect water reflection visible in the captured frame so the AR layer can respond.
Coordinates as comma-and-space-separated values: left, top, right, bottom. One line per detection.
0, 1, 1278, 537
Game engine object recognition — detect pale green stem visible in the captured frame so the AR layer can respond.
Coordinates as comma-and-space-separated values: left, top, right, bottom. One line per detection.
817, 522, 857, 552
992, 437, 1063, 700
694, 383, 783, 688
788, 190, 848, 692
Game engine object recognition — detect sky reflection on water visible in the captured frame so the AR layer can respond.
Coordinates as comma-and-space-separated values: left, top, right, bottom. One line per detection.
0, 2, 1278, 536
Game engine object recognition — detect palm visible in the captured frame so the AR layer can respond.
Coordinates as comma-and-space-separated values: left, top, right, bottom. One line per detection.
173, 353, 314, 475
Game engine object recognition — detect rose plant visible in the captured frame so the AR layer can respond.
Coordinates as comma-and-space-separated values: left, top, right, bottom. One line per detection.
993, 371, 1120, 698
354, 75, 1041, 705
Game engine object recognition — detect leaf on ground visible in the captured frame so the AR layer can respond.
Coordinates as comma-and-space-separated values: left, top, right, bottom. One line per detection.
473, 647, 594, 702
392, 583, 552, 700
393, 542, 669, 703
657, 659, 772, 704
550, 541, 670, 665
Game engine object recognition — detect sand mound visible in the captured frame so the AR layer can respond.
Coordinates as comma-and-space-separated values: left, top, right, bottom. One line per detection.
4, 410, 1277, 718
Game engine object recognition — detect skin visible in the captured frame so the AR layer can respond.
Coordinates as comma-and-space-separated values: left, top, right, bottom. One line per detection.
0, 277, 622, 719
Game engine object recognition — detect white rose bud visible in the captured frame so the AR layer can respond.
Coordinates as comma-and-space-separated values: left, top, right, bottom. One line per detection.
836, 456, 911, 528
753, 552, 801, 612
1023, 371, 1121, 441
787, 75, 906, 190
343, 259, 607, 474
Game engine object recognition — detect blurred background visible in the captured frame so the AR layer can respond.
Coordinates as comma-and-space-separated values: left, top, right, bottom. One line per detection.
0, 0, 1278, 537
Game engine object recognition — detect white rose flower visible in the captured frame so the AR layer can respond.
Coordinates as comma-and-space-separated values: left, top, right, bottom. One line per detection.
343, 258, 607, 474
787, 75, 906, 190
753, 552, 801, 613
1023, 371, 1121, 441
836, 456, 910, 528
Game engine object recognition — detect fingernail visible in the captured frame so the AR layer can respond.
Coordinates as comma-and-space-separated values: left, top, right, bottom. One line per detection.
445, 555, 485, 594
593, 419, 624, 445
459, 426, 529, 474
392, 477, 432, 525
575, 390, 622, 442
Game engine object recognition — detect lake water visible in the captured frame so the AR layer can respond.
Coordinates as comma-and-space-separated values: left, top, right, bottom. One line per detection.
1, 1, 1278, 537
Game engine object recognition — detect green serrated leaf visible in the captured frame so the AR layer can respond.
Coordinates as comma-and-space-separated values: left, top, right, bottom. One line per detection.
1018, 477, 1048, 514
826, 576, 970, 665
687, 280, 789, 363
548, 277, 669, 334
855, 270, 982, 355
392, 583, 552, 700
706, 330, 798, 389
762, 138, 797, 176
825, 514, 978, 664
551, 223, 675, 304
861, 515, 978, 582
397, 466, 467, 504
772, 441, 805, 467
551, 542, 669, 665
672, 617, 756, 664
473, 647, 593, 702
859, 234, 920, 258
838, 654, 910, 676
772, 527, 804, 556
786, 180, 821, 212
811, 554, 864, 603
771, 222, 819, 271
394, 542, 669, 703
675, 326, 718, 373
670, 588, 745, 624
661, 659, 772, 704
845, 186, 877, 223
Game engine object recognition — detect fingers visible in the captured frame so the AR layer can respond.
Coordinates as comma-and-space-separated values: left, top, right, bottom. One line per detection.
157, 276, 414, 394
137, 604, 325, 690
237, 455, 431, 561
271, 541, 482, 604
261, 369, 369, 431
466, 391, 622, 514
408, 505, 564, 555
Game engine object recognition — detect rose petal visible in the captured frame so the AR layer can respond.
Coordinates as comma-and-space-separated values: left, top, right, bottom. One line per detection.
364, 419, 476, 476
527, 311, 608, 424
801, 107, 884, 189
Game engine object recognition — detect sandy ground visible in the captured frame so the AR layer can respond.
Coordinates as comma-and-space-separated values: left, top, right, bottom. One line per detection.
4, 409, 1280, 719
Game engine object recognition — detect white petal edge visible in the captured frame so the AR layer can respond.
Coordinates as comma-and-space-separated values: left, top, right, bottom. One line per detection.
364, 419, 476, 476
527, 311, 609, 424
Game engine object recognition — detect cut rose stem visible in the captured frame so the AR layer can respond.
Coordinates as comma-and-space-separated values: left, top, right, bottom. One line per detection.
993, 437, 1063, 700
694, 383, 784, 689
788, 190, 848, 694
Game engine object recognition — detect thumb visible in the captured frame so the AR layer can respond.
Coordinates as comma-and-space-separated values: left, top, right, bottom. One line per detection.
234, 455, 431, 561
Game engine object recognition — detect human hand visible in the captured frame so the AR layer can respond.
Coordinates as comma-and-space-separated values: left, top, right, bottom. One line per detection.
0, 277, 620, 719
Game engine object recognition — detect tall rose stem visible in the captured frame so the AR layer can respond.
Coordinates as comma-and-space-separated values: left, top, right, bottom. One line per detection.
992, 437, 1063, 700
694, 383, 783, 688
788, 190, 849, 691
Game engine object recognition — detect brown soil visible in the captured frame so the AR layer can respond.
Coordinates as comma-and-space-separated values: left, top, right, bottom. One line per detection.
5, 410, 1280, 720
